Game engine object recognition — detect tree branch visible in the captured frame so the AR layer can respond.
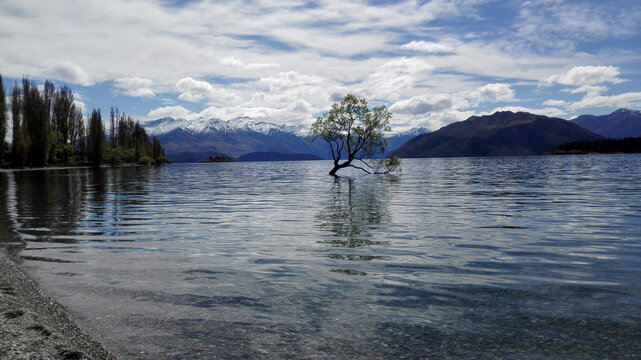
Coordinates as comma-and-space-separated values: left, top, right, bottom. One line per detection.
349, 164, 372, 174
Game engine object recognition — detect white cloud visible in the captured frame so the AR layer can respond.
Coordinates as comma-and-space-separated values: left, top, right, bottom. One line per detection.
390, 94, 457, 114
198, 106, 283, 122
73, 100, 87, 114
488, 106, 566, 118
546, 66, 624, 86
52, 62, 93, 86
568, 85, 608, 96
176, 78, 213, 102
515, 1, 641, 50
389, 83, 515, 115
362, 57, 434, 101
473, 83, 515, 102
567, 91, 641, 111
259, 71, 325, 92
147, 105, 193, 119
542, 99, 567, 107
401, 40, 455, 53
220, 56, 279, 71
175, 77, 241, 104
114, 77, 155, 97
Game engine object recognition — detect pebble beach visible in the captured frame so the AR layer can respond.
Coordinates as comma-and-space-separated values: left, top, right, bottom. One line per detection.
0, 254, 114, 360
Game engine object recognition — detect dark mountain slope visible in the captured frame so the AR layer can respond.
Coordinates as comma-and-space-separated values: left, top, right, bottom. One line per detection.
384, 127, 430, 155
393, 111, 603, 158
237, 152, 323, 162
154, 128, 330, 159
571, 108, 641, 139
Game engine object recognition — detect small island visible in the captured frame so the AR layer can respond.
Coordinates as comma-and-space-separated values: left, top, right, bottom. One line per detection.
203, 154, 234, 162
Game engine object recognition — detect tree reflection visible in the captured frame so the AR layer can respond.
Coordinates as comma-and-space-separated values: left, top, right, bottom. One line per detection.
0, 166, 156, 252
0, 172, 23, 258
13, 169, 89, 243
316, 176, 395, 248
315, 176, 398, 275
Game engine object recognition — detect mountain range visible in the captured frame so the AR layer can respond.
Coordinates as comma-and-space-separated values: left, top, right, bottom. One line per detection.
571, 108, 641, 139
142, 117, 430, 162
143, 108, 639, 162
392, 111, 604, 158
144, 117, 325, 160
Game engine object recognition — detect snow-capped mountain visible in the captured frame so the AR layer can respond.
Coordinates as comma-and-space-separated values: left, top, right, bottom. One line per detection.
142, 116, 326, 160
142, 116, 431, 162
385, 127, 431, 156
143, 117, 308, 137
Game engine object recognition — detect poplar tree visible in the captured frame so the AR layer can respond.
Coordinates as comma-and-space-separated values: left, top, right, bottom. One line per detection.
52, 86, 76, 144
22, 78, 50, 166
109, 106, 117, 148
11, 83, 26, 167
0, 74, 7, 164
87, 109, 105, 166
69, 106, 84, 147
44, 80, 55, 125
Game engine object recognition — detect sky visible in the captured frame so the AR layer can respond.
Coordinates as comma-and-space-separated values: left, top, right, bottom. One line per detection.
1, 0, 641, 132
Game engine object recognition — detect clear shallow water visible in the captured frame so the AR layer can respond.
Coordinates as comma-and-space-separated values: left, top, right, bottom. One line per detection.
1, 156, 641, 359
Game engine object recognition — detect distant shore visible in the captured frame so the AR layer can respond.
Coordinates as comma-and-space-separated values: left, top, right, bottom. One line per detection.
0, 163, 149, 173
0, 253, 115, 359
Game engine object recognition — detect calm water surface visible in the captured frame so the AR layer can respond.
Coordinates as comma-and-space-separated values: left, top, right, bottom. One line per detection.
1, 156, 641, 359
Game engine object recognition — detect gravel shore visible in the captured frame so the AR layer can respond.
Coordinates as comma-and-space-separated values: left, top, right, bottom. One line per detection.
0, 254, 115, 360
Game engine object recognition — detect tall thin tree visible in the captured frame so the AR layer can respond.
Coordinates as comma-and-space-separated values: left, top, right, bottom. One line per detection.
109, 106, 117, 148
43, 80, 55, 127
11, 83, 26, 167
52, 86, 75, 144
0, 74, 7, 164
87, 108, 105, 166
22, 78, 49, 166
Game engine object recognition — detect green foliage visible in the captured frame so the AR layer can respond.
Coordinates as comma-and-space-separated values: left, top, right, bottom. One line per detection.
367, 156, 402, 174
104, 147, 135, 164
138, 155, 155, 165
52, 85, 77, 144
311, 94, 400, 176
0, 72, 167, 169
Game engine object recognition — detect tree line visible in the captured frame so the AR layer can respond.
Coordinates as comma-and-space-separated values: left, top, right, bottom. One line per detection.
553, 137, 641, 155
0, 73, 168, 168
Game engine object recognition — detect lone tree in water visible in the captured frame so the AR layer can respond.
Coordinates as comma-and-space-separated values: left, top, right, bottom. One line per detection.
311, 94, 401, 176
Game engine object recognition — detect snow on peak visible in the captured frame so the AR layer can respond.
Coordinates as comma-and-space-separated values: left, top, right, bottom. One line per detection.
143, 116, 307, 136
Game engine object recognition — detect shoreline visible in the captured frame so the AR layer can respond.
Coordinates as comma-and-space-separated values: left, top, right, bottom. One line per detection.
0, 253, 115, 360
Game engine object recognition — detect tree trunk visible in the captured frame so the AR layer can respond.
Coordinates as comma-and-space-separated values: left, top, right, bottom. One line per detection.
328, 160, 350, 176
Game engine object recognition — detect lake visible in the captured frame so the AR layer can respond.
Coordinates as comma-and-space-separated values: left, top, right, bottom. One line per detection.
1, 156, 640, 359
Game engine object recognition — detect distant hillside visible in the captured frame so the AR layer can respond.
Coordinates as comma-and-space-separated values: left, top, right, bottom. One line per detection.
393, 111, 603, 158
385, 127, 430, 155
144, 117, 429, 161
237, 152, 323, 162
571, 108, 641, 139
